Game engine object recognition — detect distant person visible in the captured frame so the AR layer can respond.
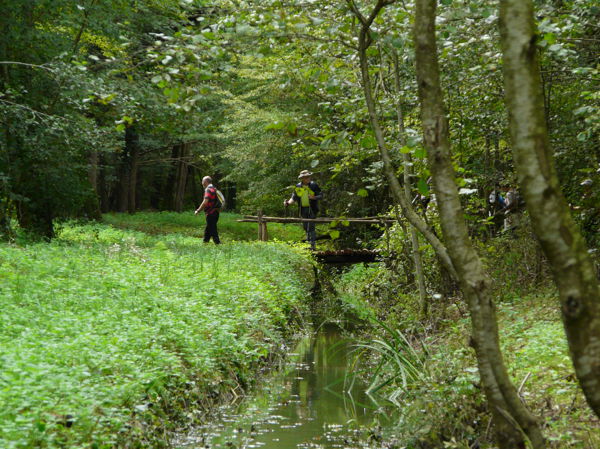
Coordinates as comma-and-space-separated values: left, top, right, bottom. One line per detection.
195, 176, 221, 244
488, 185, 506, 234
578, 178, 600, 236
284, 170, 323, 250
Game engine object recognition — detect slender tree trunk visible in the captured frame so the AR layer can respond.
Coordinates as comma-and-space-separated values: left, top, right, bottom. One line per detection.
98, 156, 110, 214
117, 134, 130, 213
88, 150, 98, 194
499, 0, 600, 418
173, 142, 189, 212
189, 166, 198, 204
126, 126, 139, 214
414, 1, 546, 447
348, 0, 457, 281
71, 0, 98, 55
392, 50, 428, 317
83, 149, 102, 220
162, 143, 179, 210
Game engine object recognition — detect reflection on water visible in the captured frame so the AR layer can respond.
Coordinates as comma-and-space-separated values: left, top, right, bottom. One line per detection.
174, 324, 396, 448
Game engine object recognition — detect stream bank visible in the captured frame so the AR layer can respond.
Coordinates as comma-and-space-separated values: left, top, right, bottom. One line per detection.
173, 323, 399, 449
170, 264, 401, 449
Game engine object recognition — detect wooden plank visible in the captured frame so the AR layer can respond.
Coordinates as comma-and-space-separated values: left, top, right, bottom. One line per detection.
238, 216, 396, 224
313, 249, 381, 264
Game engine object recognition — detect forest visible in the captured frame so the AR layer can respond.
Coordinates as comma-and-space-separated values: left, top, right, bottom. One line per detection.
1, 0, 599, 448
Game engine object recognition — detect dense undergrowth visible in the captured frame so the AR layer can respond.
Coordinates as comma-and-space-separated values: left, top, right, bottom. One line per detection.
0, 219, 313, 449
335, 229, 600, 448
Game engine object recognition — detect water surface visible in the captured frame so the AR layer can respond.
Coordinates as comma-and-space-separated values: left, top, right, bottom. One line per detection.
175, 324, 396, 448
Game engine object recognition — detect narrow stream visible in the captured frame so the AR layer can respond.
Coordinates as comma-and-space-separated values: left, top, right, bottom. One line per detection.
174, 323, 397, 449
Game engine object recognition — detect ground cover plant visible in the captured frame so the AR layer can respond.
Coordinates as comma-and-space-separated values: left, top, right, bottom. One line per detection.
335, 237, 600, 448
103, 211, 305, 242
0, 221, 313, 448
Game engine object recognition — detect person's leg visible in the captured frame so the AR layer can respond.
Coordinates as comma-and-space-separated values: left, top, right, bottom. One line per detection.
307, 209, 316, 249
301, 207, 311, 244
212, 213, 221, 244
302, 207, 316, 249
308, 222, 316, 249
206, 214, 217, 243
203, 215, 211, 243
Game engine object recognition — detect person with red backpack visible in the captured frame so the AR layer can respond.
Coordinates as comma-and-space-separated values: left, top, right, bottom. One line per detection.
194, 176, 221, 244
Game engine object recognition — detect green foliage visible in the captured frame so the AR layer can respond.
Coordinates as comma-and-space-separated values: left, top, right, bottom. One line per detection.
335, 228, 598, 447
0, 221, 312, 448
356, 319, 429, 398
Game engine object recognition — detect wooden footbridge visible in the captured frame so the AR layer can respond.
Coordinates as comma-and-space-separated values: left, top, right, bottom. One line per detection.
238, 213, 395, 264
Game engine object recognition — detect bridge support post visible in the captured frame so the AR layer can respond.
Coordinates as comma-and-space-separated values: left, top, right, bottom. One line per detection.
257, 209, 268, 241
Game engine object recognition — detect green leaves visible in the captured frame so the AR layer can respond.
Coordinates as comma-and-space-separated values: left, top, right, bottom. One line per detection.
265, 121, 287, 131
0, 219, 312, 448
360, 135, 377, 149
417, 178, 430, 196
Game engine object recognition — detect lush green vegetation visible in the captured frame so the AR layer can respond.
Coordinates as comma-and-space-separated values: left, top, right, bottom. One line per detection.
103, 211, 304, 242
0, 222, 312, 448
336, 232, 599, 448
2, 0, 600, 447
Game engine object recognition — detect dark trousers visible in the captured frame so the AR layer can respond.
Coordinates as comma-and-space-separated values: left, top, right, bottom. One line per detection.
300, 207, 316, 249
204, 212, 220, 244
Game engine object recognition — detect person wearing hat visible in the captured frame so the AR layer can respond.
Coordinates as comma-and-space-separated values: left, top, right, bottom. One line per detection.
284, 170, 323, 250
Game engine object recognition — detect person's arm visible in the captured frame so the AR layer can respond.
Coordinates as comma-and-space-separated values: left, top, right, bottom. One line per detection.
194, 198, 208, 215
284, 188, 298, 206
309, 183, 322, 200
195, 189, 210, 215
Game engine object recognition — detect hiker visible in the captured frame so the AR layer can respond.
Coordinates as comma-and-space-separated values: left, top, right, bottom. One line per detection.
194, 176, 221, 244
488, 185, 506, 234
284, 170, 323, 250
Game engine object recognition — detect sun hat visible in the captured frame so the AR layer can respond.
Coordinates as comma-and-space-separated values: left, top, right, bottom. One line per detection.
298, 170, 313, 179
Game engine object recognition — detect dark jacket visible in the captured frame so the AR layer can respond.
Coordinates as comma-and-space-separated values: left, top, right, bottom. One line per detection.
291, 181, 322, 214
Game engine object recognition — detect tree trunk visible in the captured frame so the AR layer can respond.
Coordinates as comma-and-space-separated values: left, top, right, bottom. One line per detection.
414, 1, 545, 448
97, 153, 110, 213
117, 132, 130, 213
392, 49, 428, 317
348, 0, 457, 281
83, 149, 102, 220
126, 126, 139, 214
17, 200, 54, 239
173, 142, 189, 212
189, 166, 198, 205
162, 143, 180, 210
499, 0, 600, 418
88, 149, 98, 194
